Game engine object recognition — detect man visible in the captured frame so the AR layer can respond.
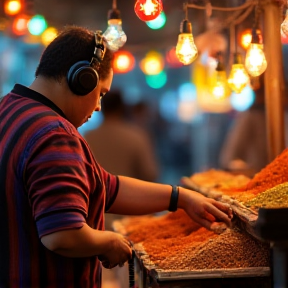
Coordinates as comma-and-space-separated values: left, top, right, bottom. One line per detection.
0, 26, 232, 288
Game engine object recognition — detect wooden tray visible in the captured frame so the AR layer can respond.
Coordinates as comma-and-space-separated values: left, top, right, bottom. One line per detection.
134, 242, 270, 281
113, 220, 270, 281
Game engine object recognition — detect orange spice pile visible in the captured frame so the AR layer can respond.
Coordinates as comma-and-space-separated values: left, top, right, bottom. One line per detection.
124, 210, 269, 270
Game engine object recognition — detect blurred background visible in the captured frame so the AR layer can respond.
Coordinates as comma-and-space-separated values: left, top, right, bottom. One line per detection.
1, 0, 288, 184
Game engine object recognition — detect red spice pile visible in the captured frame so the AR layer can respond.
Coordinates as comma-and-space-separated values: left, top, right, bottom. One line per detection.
127, 209, 202, 244
221, 148, 288, 202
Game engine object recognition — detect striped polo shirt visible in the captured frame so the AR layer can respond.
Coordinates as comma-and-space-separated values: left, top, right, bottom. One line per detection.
0, 84, 119, 288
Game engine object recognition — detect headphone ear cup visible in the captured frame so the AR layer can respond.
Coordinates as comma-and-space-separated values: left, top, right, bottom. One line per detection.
67, 61, 99, 96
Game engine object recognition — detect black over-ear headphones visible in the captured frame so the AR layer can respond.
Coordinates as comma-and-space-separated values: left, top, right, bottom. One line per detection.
67, 30, 106, 96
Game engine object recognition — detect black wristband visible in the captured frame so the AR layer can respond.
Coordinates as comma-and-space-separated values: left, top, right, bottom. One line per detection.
168, 185, 179, 212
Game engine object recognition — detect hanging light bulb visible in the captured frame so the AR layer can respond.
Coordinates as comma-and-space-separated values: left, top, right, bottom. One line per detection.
228, 53, 250, 94
281, 8, 288, 37
245, 28, 267, 77
211, 54, 231, 100
134, 0, 163, 22
176, 19, 198, 65
103, 1, 127, 51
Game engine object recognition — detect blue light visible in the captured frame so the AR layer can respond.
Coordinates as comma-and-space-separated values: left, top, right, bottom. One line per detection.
78, 112, 103, 136
230, 86, 255, 111
146, 12, 166, 30
28, 15, 47, 36
159, 90, 178, 122
145, 71, 167, 89
178, 83, 197, 101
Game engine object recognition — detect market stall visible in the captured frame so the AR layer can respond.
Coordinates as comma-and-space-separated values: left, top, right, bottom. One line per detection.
114, 147, 288, 287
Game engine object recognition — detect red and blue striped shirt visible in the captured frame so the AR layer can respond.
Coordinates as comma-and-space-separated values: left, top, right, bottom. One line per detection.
0, 84, 119, 288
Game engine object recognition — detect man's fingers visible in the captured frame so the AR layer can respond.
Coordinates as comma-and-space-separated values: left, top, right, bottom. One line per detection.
205, 204, 232, 227
211, 201, 233, 219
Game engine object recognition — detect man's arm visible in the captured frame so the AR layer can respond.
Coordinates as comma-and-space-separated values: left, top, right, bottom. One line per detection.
108, 176, 232, 230
41, 223, 132, 268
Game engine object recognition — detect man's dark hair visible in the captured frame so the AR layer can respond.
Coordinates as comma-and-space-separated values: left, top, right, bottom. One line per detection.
35, 26, 114, 82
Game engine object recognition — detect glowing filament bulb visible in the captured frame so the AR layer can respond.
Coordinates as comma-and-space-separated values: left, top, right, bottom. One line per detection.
228, 64, 249, 93
245, 43, 267, 77
244, 29, 267, 77
176, 19, 198, 65
134, 0, 163, 21
228, 54, 249, 94
281, 10, 288, 37
212, 71, 230, 99
103, 8, 127, 51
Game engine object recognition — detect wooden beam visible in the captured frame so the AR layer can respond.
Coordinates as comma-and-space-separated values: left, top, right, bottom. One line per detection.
263, 0, 286, 161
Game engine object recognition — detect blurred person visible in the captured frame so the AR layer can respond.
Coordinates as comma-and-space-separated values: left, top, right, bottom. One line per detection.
0, 26, 232, 288
85, 91, 159, 183
219, 75, 288, 176
84, 91, 159, 288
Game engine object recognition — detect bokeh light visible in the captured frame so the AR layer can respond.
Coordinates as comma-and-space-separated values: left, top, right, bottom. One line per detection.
146, 11, 166, 30
159, 90, 178, 122
113, 50, 135, 73
230, 86, 255, 111
12, 14, 30, 36
28, 15, 47, 36
140, 51, 164, 75
4, 0, 22, 16
145, 70, 167, 89
41, 27, 58, 46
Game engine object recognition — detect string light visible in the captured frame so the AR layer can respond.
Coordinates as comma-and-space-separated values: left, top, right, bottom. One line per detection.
176, 19, 198, 65
113, 50, 135, 73
103, 0, 127, 51
27, 14, 47, 36
245, 28, 267, 77
139, 51, 164, 75
4, 0, 22, 16
211, 53, 231, 100
134, 0, 163, 22
11, 14, 30, 36
228, 53, 249, 93
41, 27, 58, 46
228, 25, 249, 94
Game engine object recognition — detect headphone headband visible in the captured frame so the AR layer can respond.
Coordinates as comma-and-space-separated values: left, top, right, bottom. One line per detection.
91, 30, 106, 69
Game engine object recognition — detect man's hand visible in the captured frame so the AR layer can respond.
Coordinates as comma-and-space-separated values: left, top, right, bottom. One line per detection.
98, 232, 132, 269
178, 187, 233, 231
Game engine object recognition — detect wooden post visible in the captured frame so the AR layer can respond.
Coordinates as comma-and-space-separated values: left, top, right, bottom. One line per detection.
262, 0, 286, 162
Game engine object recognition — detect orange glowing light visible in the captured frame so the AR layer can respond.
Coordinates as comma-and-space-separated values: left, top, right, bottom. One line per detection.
165, 47, 183, 68
239, 29, 262, 50
134, 0, 163, 22
4, 0, 22, 16
113, 50, 135, 73
12, 14, 29, 35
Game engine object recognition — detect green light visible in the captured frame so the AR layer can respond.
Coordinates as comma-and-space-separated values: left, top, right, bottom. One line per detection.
146, 12, 166, 30
145, 71, 167, 89
28, 15, 47, 36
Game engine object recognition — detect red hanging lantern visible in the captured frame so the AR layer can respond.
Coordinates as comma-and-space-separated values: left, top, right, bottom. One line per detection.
134, 0, 163, 22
